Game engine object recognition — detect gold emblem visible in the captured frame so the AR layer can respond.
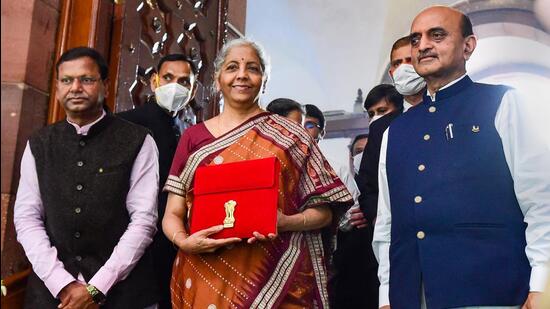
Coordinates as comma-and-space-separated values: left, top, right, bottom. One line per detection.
223, 200, 237, 228
472, 125, 480, 133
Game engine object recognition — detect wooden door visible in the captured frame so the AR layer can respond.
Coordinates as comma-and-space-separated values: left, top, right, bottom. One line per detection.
110, 0, 230, 124
48, 0, 233, 125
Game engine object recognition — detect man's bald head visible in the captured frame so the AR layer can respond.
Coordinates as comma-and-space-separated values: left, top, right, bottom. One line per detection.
409, 6, 477, 91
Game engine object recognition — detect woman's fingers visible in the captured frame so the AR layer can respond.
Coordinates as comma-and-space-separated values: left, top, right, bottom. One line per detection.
208, 237, 241, 248
246, 231, 277, 243
197, 225, 224, 237
252, 231, 267, 240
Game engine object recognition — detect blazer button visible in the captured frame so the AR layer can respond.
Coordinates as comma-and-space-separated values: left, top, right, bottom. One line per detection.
417, 231, 426, 239
79, 140, 86, 147
418, 164, 426, 172
77, 161, 84, 167
74, 232, 81, 238
75, 255, 82, 261
423, 134, 430, 141
76, 184, 83, 191
74, 207, 82, 214
429, 106, 437, 113
414, 196, 423, 203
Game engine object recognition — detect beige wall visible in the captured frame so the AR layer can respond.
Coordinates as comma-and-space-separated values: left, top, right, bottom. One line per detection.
1, 0, 61, 277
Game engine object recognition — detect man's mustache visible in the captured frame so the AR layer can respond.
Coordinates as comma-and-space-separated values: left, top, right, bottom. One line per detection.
417, 51, 438, 60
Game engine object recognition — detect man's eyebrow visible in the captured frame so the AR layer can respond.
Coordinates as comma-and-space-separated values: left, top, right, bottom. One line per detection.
428, 27, 447, 34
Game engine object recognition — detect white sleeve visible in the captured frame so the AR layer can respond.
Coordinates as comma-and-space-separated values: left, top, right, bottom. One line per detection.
372, 129, 391, 307
494, 89, 550, 292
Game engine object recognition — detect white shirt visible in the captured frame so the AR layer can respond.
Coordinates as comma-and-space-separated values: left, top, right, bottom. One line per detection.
373, 76, 550, 306
403, 100, 414, 113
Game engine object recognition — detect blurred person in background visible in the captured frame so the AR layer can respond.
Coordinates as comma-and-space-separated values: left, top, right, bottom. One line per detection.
266, 97, 305, 124
118, 53, 198, 309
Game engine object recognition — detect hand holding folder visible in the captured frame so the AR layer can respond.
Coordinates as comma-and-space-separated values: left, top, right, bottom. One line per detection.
190, 157, 280, 239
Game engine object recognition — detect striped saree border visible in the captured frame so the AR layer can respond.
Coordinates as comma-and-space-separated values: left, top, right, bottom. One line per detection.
249, 232, 303, 308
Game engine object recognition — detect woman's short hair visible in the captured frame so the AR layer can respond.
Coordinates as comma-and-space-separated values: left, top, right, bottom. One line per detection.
266, 98, 304, 117
213, 38, 271, 92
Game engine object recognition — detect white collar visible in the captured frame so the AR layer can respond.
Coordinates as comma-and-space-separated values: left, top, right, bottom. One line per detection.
66, 109, 106, 136
403, 100, 414, 113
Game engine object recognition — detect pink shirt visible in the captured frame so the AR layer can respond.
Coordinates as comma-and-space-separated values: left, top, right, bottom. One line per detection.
14, 111, 160, 298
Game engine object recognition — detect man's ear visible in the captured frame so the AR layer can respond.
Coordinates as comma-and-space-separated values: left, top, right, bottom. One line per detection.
150, 73, 159, 92
190, 81, 198, 100
463, 35, 477, 61
103, 78, 110, 99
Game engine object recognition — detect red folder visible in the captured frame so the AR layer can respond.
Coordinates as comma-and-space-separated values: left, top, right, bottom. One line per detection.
190, 157, 280, 239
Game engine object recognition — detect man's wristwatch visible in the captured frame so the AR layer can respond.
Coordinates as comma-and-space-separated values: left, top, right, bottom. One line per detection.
86, 284, 106, 305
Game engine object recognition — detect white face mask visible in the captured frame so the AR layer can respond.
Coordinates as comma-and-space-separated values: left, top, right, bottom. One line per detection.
155, 83, 192, 116
392, 64, 426, 96
369, 114, 383, 125
352, 153, 363, 174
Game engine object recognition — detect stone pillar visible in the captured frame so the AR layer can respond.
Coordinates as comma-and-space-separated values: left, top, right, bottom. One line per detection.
1, 0, 61, 278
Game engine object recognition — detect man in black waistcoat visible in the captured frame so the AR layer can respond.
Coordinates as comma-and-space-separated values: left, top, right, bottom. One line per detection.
118, 53, 197, 309
14, 47, 159, 309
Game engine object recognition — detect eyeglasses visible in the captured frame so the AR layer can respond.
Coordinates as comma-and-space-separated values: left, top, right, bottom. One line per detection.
304, 121, 321, 130
57, 76, 101, 86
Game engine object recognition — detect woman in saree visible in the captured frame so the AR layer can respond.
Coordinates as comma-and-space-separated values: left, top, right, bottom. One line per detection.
162, 38, 353, 309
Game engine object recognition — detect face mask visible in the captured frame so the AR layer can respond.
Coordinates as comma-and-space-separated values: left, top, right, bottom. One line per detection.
352, 152, 363, 174
155, 83, 192, 116
392, 64, 426, 96
369, 114, 383, 125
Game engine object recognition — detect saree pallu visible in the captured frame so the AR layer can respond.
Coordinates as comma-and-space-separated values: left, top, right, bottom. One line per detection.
164, 113, 353, 309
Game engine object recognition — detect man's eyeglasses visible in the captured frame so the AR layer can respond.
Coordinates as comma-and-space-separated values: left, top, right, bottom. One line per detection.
304, 121, 321, 130
57, 76, 101, 86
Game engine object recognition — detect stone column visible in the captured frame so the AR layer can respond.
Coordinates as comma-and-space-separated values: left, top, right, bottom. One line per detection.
1, 0, 61, 278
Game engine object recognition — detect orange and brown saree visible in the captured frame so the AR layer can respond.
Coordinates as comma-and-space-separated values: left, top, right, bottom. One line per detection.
164, 112, 353, 309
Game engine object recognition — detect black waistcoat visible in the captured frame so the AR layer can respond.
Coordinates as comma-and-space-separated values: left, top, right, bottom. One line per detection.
25, 114, 159, 308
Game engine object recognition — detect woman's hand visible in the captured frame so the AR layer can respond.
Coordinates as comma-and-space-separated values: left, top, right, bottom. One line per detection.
246, 231, 277, 244
176, 225, 241, 254
246, 210, 285, 244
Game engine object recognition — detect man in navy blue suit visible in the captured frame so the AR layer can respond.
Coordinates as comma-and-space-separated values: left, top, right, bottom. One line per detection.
373, 6, 550, 309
